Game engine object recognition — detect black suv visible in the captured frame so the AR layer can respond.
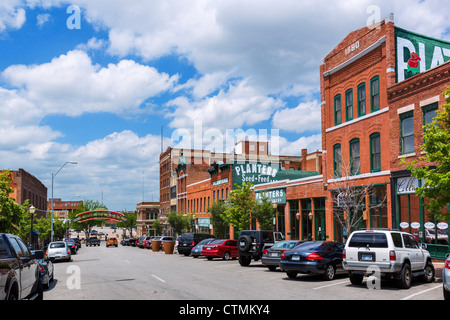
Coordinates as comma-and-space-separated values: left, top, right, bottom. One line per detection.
238, 230, 284, 266
177, 233, 216, 256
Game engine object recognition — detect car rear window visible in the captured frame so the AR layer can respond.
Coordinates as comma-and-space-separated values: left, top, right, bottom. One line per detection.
211, 240, 226, 245
271, 241, 299, 249
348, 233, 388, 248
178, 234, 194, 242
50, 242, 66, 248
292, 241, 326, 251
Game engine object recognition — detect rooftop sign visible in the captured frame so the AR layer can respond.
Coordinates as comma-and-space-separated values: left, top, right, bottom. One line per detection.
396, 27, 450, 82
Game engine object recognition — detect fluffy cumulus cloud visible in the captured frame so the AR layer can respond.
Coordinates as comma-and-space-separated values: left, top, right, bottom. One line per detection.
2, 50, 178, 117
272, 101, 321, 134
0, 0, 26, 32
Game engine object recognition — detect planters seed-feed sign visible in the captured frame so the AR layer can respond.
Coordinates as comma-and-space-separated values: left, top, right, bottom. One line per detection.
231, 161, 320, 189
396, 27, 450, 82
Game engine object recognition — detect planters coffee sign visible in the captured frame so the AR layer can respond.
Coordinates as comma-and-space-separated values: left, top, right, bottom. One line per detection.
233, 162, 280, 187
396, 27, 450, 82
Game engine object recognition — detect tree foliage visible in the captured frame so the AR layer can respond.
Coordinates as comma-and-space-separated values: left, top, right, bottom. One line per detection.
253, 194, 275, 231
0, 170, 29, 234
223, 182, 256, 231
209, 200, 228, 238
404, 86, 450, 220
167, 211, 191, 236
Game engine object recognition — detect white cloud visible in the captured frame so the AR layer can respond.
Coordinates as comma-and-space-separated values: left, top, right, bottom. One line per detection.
272, 100, 321, 133
36, 12, 50, 27
2, 50, 179, 117
166, 78, 284, 132
0, 0, 26, 32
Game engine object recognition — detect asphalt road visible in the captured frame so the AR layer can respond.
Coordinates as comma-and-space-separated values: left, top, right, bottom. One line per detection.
43, 242, 446, 301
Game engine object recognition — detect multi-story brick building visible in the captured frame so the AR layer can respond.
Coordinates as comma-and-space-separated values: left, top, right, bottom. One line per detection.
319, 15, 449, 256
47, 198, 83, 220
8, 168, 48, 218
136, 201, 160, 237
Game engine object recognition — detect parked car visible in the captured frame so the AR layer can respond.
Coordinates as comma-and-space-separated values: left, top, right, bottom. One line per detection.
202, 239, 238, 260
262, 240, 305, 271
443, 253, 450, 300
86, 237, 100, 247
191, 238, 217, 258
280, 241, 345, 281
106, 237, 118, 247
69, 238, 81, 249
177, 233, 216, 256
343, 229, 435, 289
142, 236, 153, 249
66, 240, 78, 254
128, 238, 137, 247
0, 233, 43, 300
47, 241, 71, 262
137, 236, 146, 248
121, 239, 129, 246
238, 230, 285, 266
32, 250, 54, 289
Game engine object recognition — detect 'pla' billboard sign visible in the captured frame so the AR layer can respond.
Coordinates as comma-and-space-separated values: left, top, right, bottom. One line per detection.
396, 27, 450, 83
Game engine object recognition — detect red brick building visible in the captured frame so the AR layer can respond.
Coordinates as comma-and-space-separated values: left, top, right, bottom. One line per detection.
7, 168, 48, 218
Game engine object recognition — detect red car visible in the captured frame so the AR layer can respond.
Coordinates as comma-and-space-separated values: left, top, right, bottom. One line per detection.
201, 239, 238, 260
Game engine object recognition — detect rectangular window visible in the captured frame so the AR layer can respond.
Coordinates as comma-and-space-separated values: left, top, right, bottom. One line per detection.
357, 83, 366, 116
350, 139, 360, 175
345, 89, 353, 121
371, 76, 380, 111
400, 111, 414, 154
333, 144, 341, 178
423, 103, 438, 143
370, 133, 381, 172
334, 95, 342, 125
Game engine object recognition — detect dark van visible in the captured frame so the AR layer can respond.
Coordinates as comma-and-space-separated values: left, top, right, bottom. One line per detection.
177, 233, 216, 256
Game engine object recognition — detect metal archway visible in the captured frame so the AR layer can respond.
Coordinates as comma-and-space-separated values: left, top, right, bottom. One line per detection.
74, 209, 125, 223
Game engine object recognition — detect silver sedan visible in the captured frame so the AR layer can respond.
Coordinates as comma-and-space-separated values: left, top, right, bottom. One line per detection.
444, 253, 450, 300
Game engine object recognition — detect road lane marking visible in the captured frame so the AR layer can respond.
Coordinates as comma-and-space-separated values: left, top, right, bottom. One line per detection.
313, 280, 349, 290
152, 275, 166, 283
401, 285, 442, 300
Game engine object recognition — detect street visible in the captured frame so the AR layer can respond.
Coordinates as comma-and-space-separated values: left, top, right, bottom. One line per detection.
44, 241, 445, 301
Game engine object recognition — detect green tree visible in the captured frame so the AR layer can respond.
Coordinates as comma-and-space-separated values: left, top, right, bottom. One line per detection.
152, 218, 164, 236
167, 211, 190, 236
209, 200, 228, 238
253, 195, 275, 230
223, 182, 256, 231
116, 211, 136, 237
0, 170, 29, 234
404, 86, 450, 220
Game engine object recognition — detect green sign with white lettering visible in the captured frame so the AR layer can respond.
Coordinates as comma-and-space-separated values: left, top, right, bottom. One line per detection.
255, 187, 286, 204
396, 27, 450, 83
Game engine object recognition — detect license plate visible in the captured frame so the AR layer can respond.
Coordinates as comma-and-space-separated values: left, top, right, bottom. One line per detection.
206, 247, 211, 250
292, 255, 300, 261
270, 252, 278, 257
361, 254, 373, 261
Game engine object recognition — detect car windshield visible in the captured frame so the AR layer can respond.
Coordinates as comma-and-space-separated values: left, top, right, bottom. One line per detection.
271, 241, 300, 249
49, 242, 66, 248
348, 233, 388, 248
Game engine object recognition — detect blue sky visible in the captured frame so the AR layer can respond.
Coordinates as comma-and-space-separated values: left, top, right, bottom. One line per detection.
1, 0, 449, 211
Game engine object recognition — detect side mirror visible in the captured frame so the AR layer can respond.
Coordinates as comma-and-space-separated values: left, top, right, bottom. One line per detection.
420, 243, 427, 249
446, 253, 449, 259
32, 250, 45, 259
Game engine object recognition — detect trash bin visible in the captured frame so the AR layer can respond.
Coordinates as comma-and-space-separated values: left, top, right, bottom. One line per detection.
164, 241, 175, 254
151, 240, 161, 252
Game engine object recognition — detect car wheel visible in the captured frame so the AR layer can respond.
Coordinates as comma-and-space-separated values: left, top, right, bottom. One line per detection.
398, 263, 412, 289
287, 271, 298, 279
223, 251, 231, 260
444, 288, 450, 300
268, 266, 277, 271
323, 263, 336, 281
421, 261, 435, 283
207, 257, 213, 261
349, 272, 363, 285
238, 255, 251, 266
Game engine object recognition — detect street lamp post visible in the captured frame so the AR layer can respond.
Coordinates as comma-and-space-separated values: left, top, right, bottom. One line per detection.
29, 205, 35, 249
51, 161, 77, 242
